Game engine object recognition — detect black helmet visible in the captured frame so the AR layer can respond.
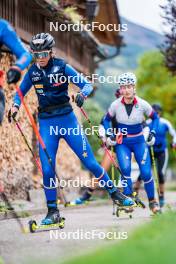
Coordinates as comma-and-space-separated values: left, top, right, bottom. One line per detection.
152, 103, 163, 113
30, 33, 55, 51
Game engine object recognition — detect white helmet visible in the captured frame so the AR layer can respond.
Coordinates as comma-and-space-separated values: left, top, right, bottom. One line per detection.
118, 72, 137, 86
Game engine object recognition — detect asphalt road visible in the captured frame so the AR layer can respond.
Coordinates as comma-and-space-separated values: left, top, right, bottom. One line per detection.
0, 192, 175, 264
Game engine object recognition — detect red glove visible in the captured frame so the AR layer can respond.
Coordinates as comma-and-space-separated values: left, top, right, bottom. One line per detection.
0, 70, 5, 87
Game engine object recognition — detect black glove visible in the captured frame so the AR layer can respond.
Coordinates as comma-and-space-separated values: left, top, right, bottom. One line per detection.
8, 105, 19, 123
75, 93, 84, 107
0, 88, 5, 125
106, 135, 116, 147
7, 67, 21, 84
147, 130, 156, 146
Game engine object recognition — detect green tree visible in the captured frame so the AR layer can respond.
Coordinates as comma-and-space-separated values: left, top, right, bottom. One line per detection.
136, 51, 176, 164
136, 51, 176, 124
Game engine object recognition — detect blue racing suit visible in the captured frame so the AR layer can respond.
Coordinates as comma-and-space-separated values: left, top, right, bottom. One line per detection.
13, 57, 116, 202
101, 96, 159, 201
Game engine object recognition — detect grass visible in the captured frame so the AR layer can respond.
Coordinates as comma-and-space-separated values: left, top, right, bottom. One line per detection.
0, 257, 4, 264
65, 211, 176, 264
166, 185, 176, 192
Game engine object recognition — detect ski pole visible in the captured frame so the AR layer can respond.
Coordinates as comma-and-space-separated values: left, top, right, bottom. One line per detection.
13, 117, 43, 175
13, 117, 67, 204
80, 106, 123, 174
150, 146, 160, 201
0, 185, 27, 233
111, 147, 116, 215
15, 85, 69, 206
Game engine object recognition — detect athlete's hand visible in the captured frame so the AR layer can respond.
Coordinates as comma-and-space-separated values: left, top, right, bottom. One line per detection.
7, 66, 21, 84
106, 135, 116, 147
75, 93, 85, 107
147, 130, 155, 146
143, 126, 150, 142
8, 105, 19, 123
0, 70, 5, 87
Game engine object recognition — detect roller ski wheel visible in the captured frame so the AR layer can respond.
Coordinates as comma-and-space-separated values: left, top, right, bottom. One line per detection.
28, 217, 65, 233
149, 200, 161, 215
29, 220, 37, 233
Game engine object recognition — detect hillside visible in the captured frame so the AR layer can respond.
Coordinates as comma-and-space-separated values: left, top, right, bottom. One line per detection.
93, 17, 164, 110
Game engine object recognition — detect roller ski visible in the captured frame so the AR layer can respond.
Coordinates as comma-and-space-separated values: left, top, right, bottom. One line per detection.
28, 207, 65, 233
111, 188, 135, 207
111, 189, 135, 218
114, 192, 145, 219
149, 200, 161, 215
115, 204, 134, 218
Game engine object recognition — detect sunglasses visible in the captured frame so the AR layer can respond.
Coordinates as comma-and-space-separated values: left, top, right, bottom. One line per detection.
33, 51, 50, 59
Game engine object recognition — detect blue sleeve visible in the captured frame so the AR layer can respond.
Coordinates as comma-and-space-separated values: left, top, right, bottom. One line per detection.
0, 19, 32, 70
13, 72, 33, 106
65, 64, 93, 97
150, 111, 159, 132
101, 112, 113, 136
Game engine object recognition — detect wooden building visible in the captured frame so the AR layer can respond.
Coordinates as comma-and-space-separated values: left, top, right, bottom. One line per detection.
0, 0, 122, 200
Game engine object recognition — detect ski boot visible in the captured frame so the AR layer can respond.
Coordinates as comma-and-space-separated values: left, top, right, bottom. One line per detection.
111, 189, 135, 207
29, 207, 65, 233
159, 196, 165, 208
70, 188, 93, 206
111, 189, 135, 218
41, 201, 63, 225
149, 200, 161, 214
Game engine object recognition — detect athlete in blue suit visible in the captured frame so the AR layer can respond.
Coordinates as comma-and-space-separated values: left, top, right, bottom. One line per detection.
135, 104, 176, 207
0, 18, 32, 124
9, 33, 134, 225
100, 72, 160, 214
0, 18, 32, 84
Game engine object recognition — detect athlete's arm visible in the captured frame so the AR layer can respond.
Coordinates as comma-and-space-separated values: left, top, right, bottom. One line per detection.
100, 101, 117, 135
165, 119, 176, 144
65, 64, 93, 97
1, 19, 32, 70
143, 100, 158, 132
